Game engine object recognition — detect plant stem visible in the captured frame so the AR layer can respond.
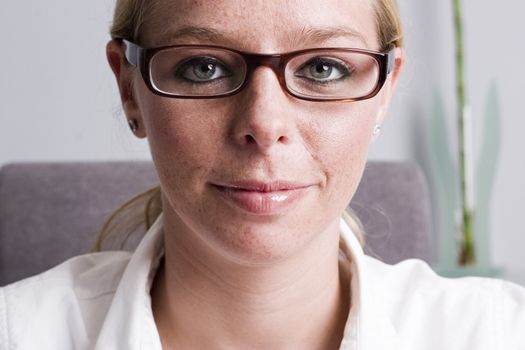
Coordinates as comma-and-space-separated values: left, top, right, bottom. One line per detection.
453, 0, 475, 265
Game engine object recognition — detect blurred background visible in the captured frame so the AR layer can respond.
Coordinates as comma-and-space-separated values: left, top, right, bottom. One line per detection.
1, 1, 523, 284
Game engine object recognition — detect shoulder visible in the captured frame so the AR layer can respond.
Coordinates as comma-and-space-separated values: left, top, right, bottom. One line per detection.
363, 256, 525, 349
364, 255, 525, 302
0, 251, 132, 349
2, 250, 132, 300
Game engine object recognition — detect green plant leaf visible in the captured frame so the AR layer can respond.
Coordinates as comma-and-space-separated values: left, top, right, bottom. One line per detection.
474, 81, 501, 266
429, 89, 460, 265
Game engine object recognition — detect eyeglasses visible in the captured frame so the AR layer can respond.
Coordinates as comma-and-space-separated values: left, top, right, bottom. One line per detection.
120, 39, 395, 102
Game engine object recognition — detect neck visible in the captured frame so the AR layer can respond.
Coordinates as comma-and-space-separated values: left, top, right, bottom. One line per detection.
151, 214, 352, 350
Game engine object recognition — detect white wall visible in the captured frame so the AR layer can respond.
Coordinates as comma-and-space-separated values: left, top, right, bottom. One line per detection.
0, 1, 150, 163
1, 1, 524, 284
373, 0, 525, 285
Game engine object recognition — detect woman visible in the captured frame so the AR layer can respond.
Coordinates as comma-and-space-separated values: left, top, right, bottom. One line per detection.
1, 0, 524, 349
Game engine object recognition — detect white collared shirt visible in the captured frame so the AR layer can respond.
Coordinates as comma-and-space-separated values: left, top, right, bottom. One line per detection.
1, 214, 524, 349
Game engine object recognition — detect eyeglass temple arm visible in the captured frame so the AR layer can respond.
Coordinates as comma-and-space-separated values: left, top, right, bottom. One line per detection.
387, 48, 396, 74
120, 39, 139, 67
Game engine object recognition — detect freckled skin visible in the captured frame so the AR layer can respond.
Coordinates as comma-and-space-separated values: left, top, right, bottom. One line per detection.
117, 0, 401, 265
108, 0, 404, 348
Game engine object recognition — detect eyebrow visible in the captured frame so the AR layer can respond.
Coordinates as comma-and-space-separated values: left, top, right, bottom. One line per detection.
296, 25, 369, 47
154, 26, 238, 47
154, 25, 369, 49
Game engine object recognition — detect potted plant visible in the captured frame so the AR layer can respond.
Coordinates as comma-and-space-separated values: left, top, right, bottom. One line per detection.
432, 0, 501, 277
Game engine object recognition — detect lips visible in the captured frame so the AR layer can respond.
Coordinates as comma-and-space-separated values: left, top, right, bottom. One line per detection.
211, 180, 313, 215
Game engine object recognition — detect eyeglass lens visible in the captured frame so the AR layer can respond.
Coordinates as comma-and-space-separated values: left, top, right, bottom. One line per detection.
149, 47, 380, 99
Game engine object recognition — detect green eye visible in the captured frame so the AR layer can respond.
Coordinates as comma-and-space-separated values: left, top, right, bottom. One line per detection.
176, 56, 232, 83
295, 57, 352, 83
309, 62, 333, 79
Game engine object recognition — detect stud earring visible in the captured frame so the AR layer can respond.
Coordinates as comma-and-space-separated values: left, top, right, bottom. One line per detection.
373, 124, 382, 136
128, 119, 139, 133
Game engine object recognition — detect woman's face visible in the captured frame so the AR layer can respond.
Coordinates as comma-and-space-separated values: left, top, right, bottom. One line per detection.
110, 0, 403, 264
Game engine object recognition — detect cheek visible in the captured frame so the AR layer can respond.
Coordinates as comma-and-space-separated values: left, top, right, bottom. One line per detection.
302, 103, 376, 203
139, 98, 225, 197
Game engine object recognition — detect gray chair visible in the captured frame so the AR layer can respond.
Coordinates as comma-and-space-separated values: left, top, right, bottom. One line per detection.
0, 161, 432, 286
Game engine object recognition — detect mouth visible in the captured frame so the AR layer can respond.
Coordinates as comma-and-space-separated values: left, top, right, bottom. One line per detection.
210, 180, 313, 215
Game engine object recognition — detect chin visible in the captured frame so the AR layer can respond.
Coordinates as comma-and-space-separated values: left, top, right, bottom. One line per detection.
162, 187, 339, 266
197, 214, 325, 266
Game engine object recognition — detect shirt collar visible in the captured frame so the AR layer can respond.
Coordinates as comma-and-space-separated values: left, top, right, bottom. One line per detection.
95, 214, 400, 350
94, 214, 165, 349
339, 218, 400, 350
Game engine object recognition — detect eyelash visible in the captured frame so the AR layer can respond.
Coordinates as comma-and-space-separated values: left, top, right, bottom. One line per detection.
295, 57, 353, 83
175, 57, 231, 83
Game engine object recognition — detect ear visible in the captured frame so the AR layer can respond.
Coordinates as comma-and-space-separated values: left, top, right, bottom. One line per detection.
388, 47, 406, 94
371, 47, 406, 142
106, 39, 147, 138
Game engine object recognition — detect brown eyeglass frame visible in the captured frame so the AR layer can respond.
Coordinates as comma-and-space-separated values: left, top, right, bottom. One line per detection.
118, 38, 396, 102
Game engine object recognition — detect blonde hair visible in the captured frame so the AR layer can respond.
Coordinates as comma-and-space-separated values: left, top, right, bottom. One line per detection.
93, 186, 161, 251
109, 0, 403, 48
373, 0, 404, 49
96, 0, 403, 250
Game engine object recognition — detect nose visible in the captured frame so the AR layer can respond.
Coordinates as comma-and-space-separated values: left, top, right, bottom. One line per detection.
230, 66, 294, 153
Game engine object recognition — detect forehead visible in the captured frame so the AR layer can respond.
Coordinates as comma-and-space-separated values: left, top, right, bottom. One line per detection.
140, 0, 379, 51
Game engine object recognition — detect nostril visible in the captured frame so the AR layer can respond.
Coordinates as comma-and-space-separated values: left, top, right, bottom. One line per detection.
242, 133, 289, 146
244, 134, 256, 144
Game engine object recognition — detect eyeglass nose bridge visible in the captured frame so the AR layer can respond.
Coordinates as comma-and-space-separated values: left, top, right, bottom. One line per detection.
237, 52, 289, 96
